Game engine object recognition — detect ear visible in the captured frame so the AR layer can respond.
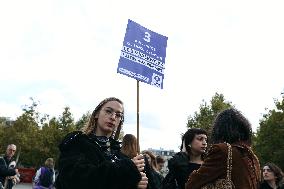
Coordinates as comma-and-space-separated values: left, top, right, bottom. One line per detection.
181, 141, 187, 152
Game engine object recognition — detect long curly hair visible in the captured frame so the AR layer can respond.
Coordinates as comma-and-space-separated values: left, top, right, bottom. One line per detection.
82, 97, 124, 139
211, 108, 252, 145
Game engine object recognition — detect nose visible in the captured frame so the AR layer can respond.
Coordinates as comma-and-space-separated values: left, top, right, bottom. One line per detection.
109, 112, 116, 120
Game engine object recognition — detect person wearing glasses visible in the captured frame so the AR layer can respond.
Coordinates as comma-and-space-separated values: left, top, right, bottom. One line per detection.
55, 97, 148, 189
0, 144, 20, 189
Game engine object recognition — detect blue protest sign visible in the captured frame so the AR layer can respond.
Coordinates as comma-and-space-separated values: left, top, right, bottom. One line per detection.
117, 19, 168, 89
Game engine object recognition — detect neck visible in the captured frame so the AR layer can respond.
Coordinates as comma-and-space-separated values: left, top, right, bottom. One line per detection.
95, 130, 111, 138
267, 180, 277, 189
189, 153, 203, 164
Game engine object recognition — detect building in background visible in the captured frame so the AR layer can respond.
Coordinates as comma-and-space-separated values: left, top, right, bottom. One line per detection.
146, 148, 176, 176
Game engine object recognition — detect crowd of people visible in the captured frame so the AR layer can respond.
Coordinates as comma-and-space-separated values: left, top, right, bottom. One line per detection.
1, 97, 283, 189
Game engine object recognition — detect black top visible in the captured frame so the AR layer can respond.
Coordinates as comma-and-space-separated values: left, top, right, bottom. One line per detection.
55, 131, 141, 189
143, 155, 163, 189
0, 156, 17, 189
259, 182, 284, 189
163, 152, 201, 189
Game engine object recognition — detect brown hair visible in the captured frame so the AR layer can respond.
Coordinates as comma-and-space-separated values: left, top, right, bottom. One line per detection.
121, 134, 139, 159
82, 97, 124, 139
263, 162, 284, 187
156, 155, 165, 164
142, 150, 158, 171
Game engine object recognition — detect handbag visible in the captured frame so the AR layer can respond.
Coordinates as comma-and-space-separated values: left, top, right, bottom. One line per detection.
201, 143, 235, 189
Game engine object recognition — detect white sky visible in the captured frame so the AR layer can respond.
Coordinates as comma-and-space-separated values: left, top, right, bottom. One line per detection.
0, 0, 283, 151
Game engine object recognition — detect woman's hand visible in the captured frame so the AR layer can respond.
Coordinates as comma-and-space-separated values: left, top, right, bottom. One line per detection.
132, 154, 145, 172
137, 172, 148, 189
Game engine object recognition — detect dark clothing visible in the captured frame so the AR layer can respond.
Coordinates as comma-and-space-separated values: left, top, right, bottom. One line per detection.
144, 156, 163, 189
55, 131, 141, 189
162, 152, 200, 189
186, 143, 261, 189
259, 182, 284, 189
152, 171, 164, 189
0, 156, 17, 189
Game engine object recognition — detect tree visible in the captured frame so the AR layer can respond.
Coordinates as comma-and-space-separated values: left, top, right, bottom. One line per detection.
187, 93, 233, 134
1, 98, 42, 167
254, 94, 284, 170
58, 107, 75, 131
75, 111, 91, 130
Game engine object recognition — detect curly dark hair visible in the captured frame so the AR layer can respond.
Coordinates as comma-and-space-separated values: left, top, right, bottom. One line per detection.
82, 97, 124, 139
263, 162, 284, 187
211, 108, 252, 145
180, 128, 207, 158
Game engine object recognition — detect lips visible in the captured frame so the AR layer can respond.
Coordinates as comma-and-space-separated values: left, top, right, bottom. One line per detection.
106, 122, 115, 128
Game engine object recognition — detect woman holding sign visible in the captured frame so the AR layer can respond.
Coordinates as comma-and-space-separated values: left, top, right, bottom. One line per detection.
55, 97, 148, 189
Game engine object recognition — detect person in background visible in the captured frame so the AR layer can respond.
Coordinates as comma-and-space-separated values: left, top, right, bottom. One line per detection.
33, 158, 55, 189
121, 134, 159, 189
259, 162, 284, 189
162, 128, 207, 189
121, 134, 140, 159
142, 150, 163, 189
185, 108, 261, 189
55, 97, 148, 189
0, 144, 20, 189
156, 156, 165, 174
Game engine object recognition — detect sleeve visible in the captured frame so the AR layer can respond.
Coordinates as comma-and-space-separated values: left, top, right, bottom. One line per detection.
52, 169, 55, 184
56, 132, 141, 189
185, 144, 227, 189
0, 158, 17, 177
33, 168, 41, 183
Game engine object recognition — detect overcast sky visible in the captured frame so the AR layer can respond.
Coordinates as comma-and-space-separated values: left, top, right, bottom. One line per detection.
0, 0, 283, 151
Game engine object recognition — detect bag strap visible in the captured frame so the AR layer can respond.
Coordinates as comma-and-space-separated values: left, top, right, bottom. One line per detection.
225, 143, 233, 180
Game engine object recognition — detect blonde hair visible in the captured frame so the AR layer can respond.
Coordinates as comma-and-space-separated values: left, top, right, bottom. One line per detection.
45, 158, 54, 169
82, 97, 124, 139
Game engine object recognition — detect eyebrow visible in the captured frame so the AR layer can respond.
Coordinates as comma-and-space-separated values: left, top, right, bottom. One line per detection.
105, 107, 123, 114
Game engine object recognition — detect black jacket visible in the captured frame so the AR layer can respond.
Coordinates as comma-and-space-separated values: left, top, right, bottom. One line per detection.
0, 156, 17, 189
259, 182, 284, 189
162, 152, 200, 189
55, 131, 141, 189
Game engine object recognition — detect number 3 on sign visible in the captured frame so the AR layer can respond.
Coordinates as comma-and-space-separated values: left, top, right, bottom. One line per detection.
143, 32, 151, 42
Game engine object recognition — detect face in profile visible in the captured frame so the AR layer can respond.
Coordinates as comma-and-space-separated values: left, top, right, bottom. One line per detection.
190, 134, 207, 154
95, 100, 123, 137
263, 166, 277, 182
157, 162, 165, 171
144, 154, 151, 164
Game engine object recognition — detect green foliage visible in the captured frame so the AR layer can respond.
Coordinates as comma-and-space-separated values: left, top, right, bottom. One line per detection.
0, 98, 79, 169
254, 94, 284, 170
187, 93, 233, 134
75, 111, 91, 130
